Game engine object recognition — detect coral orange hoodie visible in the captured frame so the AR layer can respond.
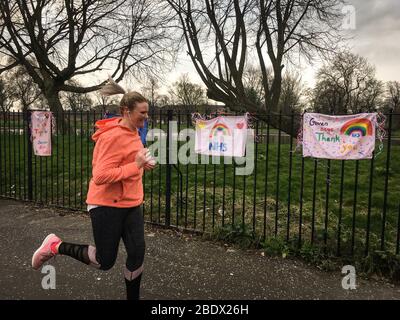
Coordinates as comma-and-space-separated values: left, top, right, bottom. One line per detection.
86, 117, 144, 208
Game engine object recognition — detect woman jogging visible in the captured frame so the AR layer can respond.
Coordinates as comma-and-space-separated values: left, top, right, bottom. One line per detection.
31, 79, 155, 300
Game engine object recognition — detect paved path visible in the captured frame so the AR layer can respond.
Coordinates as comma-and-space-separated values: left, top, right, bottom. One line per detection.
1, 198, 399, 300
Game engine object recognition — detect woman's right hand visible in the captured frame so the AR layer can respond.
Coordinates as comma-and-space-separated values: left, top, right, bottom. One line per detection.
135, 148, 149, 168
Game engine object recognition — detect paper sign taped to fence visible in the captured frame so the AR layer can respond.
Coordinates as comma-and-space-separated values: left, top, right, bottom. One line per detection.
302, 113, 377, 160
31, 111, 52, 156
195, 116, 248, 157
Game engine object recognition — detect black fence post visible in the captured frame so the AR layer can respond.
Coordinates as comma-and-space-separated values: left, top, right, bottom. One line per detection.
24, 109, 33, 201
165, 109, 172, 226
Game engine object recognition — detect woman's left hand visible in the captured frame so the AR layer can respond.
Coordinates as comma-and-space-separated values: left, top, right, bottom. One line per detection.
143, 161, 156, 171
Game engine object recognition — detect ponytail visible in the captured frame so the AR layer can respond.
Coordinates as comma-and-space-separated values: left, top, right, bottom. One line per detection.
99, 76, 148, 113
99, 76, 126, 96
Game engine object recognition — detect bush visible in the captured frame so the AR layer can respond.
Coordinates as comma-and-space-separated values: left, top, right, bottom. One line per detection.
210, 223, 262, 249
262, 238, 291, 258
358, 250, 400, 283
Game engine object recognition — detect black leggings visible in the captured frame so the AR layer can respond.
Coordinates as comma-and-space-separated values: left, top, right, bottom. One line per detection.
89, 205, 145, 272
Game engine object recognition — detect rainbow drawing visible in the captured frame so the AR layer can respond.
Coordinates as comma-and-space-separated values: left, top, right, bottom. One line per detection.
340, 118, 373, 137
209, 123, 231, 138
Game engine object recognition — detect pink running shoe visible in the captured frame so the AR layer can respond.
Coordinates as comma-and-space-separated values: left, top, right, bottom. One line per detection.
32, 233, 62, 270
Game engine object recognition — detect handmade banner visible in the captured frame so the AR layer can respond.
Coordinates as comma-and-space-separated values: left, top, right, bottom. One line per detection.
31, 111, 52, 156
302, 113, 377, 160
195, 115, 248, 157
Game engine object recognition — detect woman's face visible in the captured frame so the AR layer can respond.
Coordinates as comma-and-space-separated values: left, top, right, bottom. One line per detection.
124, 102, 149, 129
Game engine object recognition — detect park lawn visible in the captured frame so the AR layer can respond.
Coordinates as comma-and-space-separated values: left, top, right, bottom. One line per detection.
1, 132, 399, 256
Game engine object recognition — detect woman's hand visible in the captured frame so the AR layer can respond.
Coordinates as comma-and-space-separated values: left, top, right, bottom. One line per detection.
135, 148, 156, 170
135, 148, 149, 168
143, 149, 156, 171
143, 161, 156, 171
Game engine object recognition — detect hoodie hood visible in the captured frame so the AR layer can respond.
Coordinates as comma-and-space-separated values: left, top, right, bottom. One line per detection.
92, 117, 138, 142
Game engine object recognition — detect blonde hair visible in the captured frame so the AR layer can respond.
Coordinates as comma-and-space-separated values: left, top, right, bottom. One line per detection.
99, 77, 148, 114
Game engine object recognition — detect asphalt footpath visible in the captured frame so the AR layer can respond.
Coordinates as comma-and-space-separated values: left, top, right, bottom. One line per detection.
1, 198, 400, 300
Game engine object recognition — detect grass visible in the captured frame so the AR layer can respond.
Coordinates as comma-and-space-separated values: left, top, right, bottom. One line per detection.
1, 125, 400, 258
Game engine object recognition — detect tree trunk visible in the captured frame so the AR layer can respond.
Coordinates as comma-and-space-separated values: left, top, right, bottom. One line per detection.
43, 89, 69, 134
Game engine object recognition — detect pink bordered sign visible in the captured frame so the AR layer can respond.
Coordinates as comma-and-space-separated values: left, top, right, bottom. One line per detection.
302, 113, 377, 160
195, 115, 248, 157
31, 111, 53, 156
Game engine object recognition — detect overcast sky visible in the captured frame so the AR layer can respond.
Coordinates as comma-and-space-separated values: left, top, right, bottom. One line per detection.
345, 0, 400, 82
84, 0, 400, 95
164, 0, 400, 93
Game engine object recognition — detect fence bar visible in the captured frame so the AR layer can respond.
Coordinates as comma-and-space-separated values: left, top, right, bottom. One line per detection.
397, 203, 400, 255
18, 113, 22, 199
222, 161, 226, 227
203, 163, 207, 232
365, 152, 375, 256
80, 111, 83, 209
12, 111, 16, 198
194, 160, 198, 230
337, 161, 345, 256
56, 110, 60, 205
298, 156, 305, 249
73, 111, 77, 208
212, 163, 216, 230
0, 113, 3, 195
178, 112, 183, 227
23, 112, 27, 200
311, 160, 317, 244
184, 113, 190, 228
158, 109, 162, 223
25, 111, 33, 201
252, 120, 259, 234
3, 112, 7, 196
68, 111, 71, 208
324, 160, 331, 253
381, 110, 393, 251
232, 158, 236, 227
150, 109, 155, 222
44, 116, 48, 204
351, 160, 359, 256
50, 113, 54, 204
275, 111, 282, 237
263, 113, 270, 242
165, 110, 172, 227
287, 113, 294, 242
8, 112, 11, 198
242, 166, 246, 229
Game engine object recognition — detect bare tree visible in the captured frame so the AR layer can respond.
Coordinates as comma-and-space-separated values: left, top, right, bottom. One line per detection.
93, 90, 118, 110
141, 76, 161, 106
169, 73, 206, 106
2, 63, 45, 112
385, 81, 400, 112
61, 80, 93, 111
243, 65, 305, 113
167, 0, 345, 136
0, 77, 12, 112
157, 94, 171, 107
0, 0, 176, 124
243, 64, 267, 107
279, 72, 305, 113
384, 81, 400, 130
311, 51, 384, 114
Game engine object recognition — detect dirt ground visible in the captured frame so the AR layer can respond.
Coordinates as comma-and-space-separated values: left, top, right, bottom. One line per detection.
1, 198, 400, 300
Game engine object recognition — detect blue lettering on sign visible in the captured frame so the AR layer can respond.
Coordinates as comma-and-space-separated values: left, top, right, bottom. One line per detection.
208, 141, 227, 152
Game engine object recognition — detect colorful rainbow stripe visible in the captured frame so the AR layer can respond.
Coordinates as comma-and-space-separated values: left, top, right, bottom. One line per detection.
340, 118, 373, 137
209, 123, 231, 138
